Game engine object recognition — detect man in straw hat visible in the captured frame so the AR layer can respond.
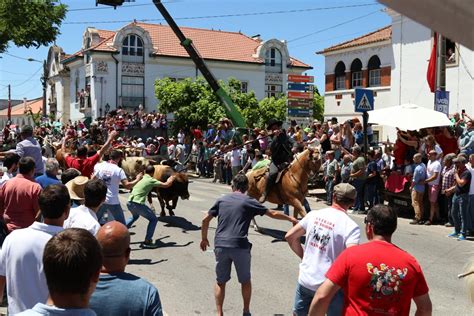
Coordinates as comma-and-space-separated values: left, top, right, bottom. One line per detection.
65, 175, 89, 208
64, 179, 108, 236
285, 183, 361, 315
309, 205, 432, 316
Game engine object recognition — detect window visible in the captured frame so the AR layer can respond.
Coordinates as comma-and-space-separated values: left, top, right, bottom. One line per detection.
240, 81, 248, 93
334, 61, 346, 90
368, 55, 381, 87
445, 37, 458, 66
266, 84, 282, 98
122, 76, 144, 108
350, 58, 363, 88
265, 48, 282, 73
122, 34, 144, 56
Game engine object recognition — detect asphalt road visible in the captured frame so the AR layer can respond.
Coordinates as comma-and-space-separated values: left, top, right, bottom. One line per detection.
119, 178, 473, 315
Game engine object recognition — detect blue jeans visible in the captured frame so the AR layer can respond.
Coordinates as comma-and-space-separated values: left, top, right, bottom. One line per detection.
467, 195, 474, 232
293, 283, 343, 316
126, 201, 158, 241
284, 199, 311, 216
452, 193, 468, 235
352, 178, 366, 212
96, 203, 126, 225
326, 178, 334, 205
366, 183, 377, 209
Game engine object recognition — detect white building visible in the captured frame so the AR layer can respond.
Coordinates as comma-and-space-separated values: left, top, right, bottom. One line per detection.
319, 9, 474, 141
46, 22, 311, 123
318, 26, 392, 142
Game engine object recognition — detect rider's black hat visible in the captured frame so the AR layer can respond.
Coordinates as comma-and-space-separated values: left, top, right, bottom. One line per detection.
266, 118, 283, 130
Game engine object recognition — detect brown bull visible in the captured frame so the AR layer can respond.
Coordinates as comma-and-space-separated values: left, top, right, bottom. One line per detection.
246, 148, 321, 219
150, 165, 190, 217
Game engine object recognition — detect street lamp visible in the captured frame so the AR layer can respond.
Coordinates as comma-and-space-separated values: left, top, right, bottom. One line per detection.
27, 57, 48, 118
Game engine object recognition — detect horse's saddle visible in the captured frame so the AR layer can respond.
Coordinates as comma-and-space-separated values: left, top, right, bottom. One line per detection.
251, 166, 287, 184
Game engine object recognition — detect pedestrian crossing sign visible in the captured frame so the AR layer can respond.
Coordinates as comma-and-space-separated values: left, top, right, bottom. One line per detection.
355, 88, 374, 113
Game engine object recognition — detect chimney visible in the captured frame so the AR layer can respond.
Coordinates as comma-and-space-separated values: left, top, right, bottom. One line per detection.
23, 98, 28, 112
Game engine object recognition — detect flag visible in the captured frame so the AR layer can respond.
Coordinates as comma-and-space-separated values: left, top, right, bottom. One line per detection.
427, 33, 437, 93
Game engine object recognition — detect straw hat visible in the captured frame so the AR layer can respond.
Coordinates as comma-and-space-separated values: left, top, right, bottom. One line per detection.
65, 176, 89, 200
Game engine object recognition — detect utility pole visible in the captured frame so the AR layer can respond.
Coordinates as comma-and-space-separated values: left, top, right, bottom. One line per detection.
7, 84, 11, 121
436, 33, 446, 91
41, 60, 48, 118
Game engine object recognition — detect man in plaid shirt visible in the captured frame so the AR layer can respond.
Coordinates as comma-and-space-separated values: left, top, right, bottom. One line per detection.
441, 154, 456, 226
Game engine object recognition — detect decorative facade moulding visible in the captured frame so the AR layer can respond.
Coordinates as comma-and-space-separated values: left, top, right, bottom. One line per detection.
265, 73, 283, 84
96, 61, 109, 74
85, 64, 92, 77
122, 62, 145, 76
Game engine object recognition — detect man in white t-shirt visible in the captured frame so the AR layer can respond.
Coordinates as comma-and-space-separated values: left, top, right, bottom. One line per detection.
425, 149, 442, 225
0, 184, 70, 315
64, 179, 107, 236
93, 150, 142, 225
231, 147, 242, 177
285, 183, 360, 316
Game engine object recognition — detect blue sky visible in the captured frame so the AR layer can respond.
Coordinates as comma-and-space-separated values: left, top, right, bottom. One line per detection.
0, 0, 391, 101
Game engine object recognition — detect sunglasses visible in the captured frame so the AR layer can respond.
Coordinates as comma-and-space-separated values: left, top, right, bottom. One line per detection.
364, 217, 371, 225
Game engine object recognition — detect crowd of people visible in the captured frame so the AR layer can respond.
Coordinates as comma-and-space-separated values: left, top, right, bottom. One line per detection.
0, 124, 168, 314
0, 106, 473, 314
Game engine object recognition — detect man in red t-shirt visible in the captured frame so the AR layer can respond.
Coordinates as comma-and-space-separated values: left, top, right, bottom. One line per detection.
62, 130, 118, 178
309, 205, 432, 316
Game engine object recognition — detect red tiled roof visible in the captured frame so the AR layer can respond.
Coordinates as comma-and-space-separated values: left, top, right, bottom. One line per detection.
0, 98, 43, 117
72, 22, 311, 68
317, 26, 392, 54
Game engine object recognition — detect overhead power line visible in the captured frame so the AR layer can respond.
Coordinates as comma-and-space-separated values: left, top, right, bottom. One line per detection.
287, 9, 381, 43
67, 0, 177, 12
9, 66, 42, 88
64, 3, 380, 25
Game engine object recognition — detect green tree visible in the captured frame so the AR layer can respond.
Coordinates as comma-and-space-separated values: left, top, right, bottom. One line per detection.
312, 86, 324, 122
155, 77, 225, 131
155, 76, 291, 130
251, 96, 287, 128
0, 0, 67, 53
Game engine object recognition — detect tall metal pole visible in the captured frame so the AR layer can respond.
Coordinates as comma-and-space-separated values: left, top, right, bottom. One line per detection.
436, 33, 446, 91
42, 60, 48, 118
7, 84, 11, 121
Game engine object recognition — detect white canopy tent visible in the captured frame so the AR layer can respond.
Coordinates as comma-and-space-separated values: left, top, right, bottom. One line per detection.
367, 103, 452, 131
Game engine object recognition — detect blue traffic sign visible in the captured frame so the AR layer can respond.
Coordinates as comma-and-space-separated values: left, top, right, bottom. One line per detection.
434, 90, 449, 115
288, 108, 312, 117
354, 88, 374, 113
287, 83, 314, 92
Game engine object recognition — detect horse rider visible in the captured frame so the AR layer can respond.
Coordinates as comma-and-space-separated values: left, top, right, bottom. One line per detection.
259, 118, 295, 203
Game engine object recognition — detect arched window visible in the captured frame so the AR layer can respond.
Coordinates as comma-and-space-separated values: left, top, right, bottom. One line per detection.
368, 55, 381, 87
265, 48, 282, 73
350, 58, 363, 88
122, 34, 144, 56
334, 61, 346, 90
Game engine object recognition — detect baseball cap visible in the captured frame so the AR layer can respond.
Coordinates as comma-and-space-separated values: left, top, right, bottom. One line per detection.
333, 183, 357, 201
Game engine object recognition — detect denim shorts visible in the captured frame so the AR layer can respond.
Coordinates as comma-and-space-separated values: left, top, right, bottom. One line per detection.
214, 247, 251, 284
293, 283, 343, 316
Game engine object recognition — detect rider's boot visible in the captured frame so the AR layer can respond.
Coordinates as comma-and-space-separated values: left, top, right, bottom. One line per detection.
259, 173, 275, 203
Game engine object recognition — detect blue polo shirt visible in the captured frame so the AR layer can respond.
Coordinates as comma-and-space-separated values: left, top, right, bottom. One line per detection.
412, 163, 427, 193
35, 174, 61, 189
